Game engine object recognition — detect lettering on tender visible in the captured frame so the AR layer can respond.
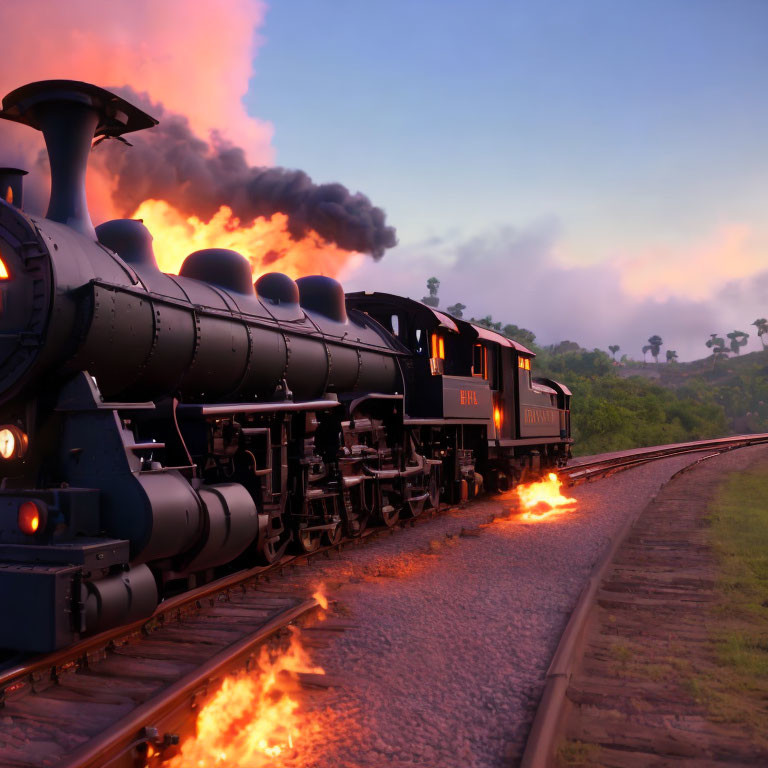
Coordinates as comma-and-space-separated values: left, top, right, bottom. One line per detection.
524, 408, 557, 425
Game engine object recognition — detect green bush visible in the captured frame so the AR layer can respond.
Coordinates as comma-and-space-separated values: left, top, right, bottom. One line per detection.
534, 348, 728, 456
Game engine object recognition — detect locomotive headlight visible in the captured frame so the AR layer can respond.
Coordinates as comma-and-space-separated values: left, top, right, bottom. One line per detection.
0, 426, 27, 459
18, 500, 46, 536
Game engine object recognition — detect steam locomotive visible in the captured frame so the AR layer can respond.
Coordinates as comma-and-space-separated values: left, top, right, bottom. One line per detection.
0, 80, 571, 653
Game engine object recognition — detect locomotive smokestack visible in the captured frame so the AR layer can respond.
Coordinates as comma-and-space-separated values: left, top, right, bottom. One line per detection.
37, 100, 98, 237
0, 81, 157, 239
0, 168, 27, 209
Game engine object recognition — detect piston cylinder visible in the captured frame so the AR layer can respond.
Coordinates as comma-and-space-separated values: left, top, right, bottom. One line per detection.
84, 564, 158, 634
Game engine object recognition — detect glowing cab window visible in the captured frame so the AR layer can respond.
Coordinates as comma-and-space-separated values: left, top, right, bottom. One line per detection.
0, 256, 9, 279
430, 333, 445, 360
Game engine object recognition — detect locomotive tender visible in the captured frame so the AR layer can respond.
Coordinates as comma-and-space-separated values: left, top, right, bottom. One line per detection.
0, 80, 571, 653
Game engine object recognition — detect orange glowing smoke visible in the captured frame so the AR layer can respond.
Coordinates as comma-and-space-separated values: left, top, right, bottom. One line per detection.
162, 628, 324, 768
135, 200, 357, 281
516, 472, 577, 521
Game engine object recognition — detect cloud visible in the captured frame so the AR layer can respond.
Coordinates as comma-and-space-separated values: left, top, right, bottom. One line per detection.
343, 222, 768, 361
0, 0, 272, 161
0, 1, 396, 258
615, 224, 764, 302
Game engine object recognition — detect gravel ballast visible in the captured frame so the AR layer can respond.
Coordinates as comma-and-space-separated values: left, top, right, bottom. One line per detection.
269, 453, 724, 767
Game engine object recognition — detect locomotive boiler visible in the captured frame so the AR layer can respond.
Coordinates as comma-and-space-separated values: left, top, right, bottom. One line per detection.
0, 80, 571, 654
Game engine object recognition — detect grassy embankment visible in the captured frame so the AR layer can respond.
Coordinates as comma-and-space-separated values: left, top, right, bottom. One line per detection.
690, 464, 768, 731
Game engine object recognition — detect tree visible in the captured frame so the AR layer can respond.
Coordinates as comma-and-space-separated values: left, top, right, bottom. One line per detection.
472, 315, 502, 331
647, 335, 663, 364
726, 330, 749, 355
642, 344, 651, 363
446, 302, 465, 318
422, 276, 440, 307
608, 344, 620, 360
552, 340, 581, 354
706, 334, 730, 369
666, 350, 678, 363
752, 318, 768, 349
502, 324, 536, 349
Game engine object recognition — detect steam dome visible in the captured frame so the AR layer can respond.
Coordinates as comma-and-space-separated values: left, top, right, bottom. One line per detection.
180, 248, 254, 294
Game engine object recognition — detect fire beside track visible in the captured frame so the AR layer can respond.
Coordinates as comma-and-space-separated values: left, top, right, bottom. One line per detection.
0, 502, 462, 768
1, 434, 767, 768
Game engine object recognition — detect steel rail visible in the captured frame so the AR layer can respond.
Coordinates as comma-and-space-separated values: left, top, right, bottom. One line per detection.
520, 441, 758, 767
561, 432, 768, 485
3, 433, 765, 697
0, 503, 440, 698
57, 597, 320, 768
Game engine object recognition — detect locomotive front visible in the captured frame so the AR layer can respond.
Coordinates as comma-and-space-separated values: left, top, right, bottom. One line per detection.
0, 80, 407, 653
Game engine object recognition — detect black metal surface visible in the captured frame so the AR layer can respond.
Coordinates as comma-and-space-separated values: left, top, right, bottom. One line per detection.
0, 78, 572, 653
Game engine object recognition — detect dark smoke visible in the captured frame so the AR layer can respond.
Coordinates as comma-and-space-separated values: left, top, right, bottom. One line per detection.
95, 88, 397, 258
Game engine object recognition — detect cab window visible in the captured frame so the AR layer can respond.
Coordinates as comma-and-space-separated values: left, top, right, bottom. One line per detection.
472, 344, 487, 378
430, 332, 445, 375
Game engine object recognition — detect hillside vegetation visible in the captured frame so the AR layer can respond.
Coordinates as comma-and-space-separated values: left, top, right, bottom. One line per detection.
419, 276, 767, 457
535, 346, 768, 456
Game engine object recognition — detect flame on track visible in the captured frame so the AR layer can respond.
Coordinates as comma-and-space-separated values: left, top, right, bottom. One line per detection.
158, 627, 325, 767
312, 584, 329, 611
134, 199, 357, 281
515, 472, 577, 521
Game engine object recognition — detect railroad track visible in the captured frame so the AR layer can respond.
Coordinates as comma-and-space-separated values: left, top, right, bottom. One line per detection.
561, 432, 768, 485
2, 433, 767, 768
0, 500, 458, 768
521, 436, 768, 767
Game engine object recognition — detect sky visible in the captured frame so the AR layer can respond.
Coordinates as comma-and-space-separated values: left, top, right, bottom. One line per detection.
1, 0, 767, 360
248, 0, 768, 360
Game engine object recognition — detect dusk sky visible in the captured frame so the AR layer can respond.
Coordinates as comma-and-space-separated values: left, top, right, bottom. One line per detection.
2, 0, 767, 360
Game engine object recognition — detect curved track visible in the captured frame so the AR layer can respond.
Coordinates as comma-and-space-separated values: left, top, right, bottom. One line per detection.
521, 435, 768, 767
2, 433, 767, 767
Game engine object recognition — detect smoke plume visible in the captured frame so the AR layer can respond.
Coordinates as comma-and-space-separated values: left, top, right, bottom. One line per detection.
0, 0, 397, 259
344, 221, 768, 362
96, 91, 397, 258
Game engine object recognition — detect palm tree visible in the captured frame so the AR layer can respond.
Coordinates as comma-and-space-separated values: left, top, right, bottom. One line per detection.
706, 334, 730, 369
608, 344, 620, 360
642, 344, 651, 363
647, 335, 663, 364
422, 276, 440, 307
726, 330, 749, 355
666, 350, 678, 363
752, 318, 768, 349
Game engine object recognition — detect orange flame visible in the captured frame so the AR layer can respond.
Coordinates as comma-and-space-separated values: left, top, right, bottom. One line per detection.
163, 627, 324, 767
133, 200, 357, 281
516, 472, 577, 521
312, 583, 329, 611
